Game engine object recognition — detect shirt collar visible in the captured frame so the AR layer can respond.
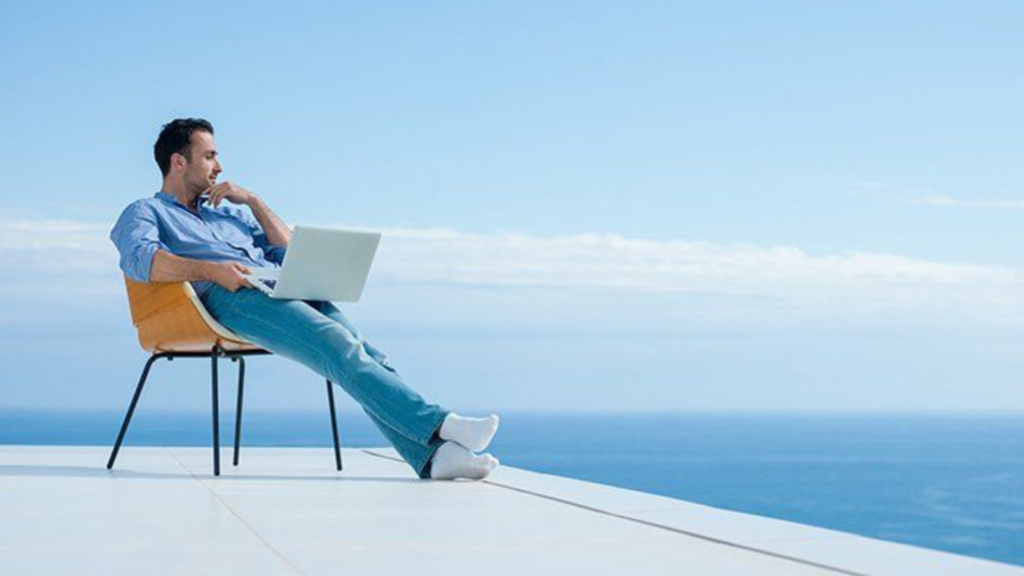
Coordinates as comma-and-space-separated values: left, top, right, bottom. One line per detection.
155, 191, 208, 213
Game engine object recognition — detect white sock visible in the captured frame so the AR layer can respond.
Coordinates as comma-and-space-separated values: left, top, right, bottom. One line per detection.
429, 442, 499, 481
438, 413, 500, 452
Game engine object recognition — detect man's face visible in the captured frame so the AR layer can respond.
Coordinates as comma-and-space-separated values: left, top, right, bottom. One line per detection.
178, 130, 222, 195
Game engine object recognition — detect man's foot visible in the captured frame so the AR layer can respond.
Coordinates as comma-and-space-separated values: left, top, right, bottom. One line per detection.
438, 413, 500, 452
429, 442, 499, 481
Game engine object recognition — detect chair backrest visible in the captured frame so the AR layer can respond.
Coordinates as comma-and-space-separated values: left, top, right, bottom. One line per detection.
124, 278, 257, 353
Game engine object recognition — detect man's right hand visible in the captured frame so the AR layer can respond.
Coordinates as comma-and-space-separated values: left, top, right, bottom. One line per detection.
202, 261, 254, 292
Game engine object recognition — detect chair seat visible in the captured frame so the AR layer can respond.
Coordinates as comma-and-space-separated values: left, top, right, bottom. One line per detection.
125, 278, 263, 353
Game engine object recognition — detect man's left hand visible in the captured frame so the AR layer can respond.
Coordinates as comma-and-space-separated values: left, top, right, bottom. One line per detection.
204, 181, 256, 208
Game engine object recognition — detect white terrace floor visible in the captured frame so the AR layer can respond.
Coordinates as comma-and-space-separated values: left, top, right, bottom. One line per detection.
1, 445, 1021, 576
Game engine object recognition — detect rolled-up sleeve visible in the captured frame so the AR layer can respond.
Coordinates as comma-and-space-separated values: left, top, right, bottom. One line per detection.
262, 243, 287, 265
110, 202, 167, 282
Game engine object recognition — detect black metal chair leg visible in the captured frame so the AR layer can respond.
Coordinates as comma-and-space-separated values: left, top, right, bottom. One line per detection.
107, 354, 163, 470
109, 347, 339, 476
211, 346, 221, 476
232, 356, 245, 466
326, 379, 342, 471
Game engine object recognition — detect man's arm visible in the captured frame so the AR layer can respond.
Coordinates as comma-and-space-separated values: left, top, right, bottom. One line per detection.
205, 181, 291, 247
247, 194, 292, 247
111, 200, 255, 293
150, 250, 254, 292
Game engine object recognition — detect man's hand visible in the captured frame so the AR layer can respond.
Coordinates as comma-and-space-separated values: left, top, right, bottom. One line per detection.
202, 261, 254, 292
203, 181, 256, 208
201, 180, 292, 248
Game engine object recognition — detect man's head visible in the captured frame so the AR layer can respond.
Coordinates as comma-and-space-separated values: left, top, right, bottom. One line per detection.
153, 118, 221, 196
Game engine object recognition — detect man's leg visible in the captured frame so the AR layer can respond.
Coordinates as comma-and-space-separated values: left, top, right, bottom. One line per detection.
201, 286, 448, 476
303, 301, 445, 473
362, 408, 444, 478
303, 300, 395, 372
304, 301, 495, 477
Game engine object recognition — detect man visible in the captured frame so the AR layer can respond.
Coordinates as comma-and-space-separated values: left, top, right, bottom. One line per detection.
111, 118, 500, 480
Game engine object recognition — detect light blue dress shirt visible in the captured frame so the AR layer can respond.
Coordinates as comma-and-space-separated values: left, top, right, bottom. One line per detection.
110, 191, 286, 295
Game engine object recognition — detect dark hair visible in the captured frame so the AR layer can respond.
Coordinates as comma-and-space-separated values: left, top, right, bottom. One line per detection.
153, 118, 215, 178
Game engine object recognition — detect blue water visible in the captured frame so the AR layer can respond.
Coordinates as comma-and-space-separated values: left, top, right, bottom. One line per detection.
2, 410, 1022, 567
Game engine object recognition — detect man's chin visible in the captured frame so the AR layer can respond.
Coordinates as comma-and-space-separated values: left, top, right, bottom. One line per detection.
189, 183, 211, 199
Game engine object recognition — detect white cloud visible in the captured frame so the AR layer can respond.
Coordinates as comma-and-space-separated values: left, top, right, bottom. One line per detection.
374, 227, 1008, 289
0, 220, 122, 302
370, 227, 1024, 324
0, 219, 113, 268
3, 218, 1024, 325
915, 196, 1024, 209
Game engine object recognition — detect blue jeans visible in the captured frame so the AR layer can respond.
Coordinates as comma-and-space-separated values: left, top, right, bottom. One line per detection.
200, 286, 449, 478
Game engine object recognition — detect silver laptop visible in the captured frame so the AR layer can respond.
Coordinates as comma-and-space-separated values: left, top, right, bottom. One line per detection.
243, 225, 381, 301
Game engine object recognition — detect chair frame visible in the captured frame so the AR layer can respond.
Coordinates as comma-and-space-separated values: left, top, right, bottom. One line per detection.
107, 345, 343, 476
108, 279, 343, 476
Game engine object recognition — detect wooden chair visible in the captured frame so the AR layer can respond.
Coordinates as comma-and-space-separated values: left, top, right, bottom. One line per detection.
106, 278, 343, 475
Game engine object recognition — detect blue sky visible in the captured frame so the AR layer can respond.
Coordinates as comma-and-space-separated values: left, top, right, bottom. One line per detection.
1, 1, 1022, 413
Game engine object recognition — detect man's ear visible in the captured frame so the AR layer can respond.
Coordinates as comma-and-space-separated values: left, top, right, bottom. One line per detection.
171, 152, 187, 172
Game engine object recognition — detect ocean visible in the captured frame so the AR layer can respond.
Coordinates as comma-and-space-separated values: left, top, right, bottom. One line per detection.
1, 410, 1022, 567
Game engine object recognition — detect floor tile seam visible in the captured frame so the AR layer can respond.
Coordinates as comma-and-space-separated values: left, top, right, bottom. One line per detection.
484, 479, 878, 576
265, 540, 800, 550
359, 449, 871, 576
164, 447, 307, 576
